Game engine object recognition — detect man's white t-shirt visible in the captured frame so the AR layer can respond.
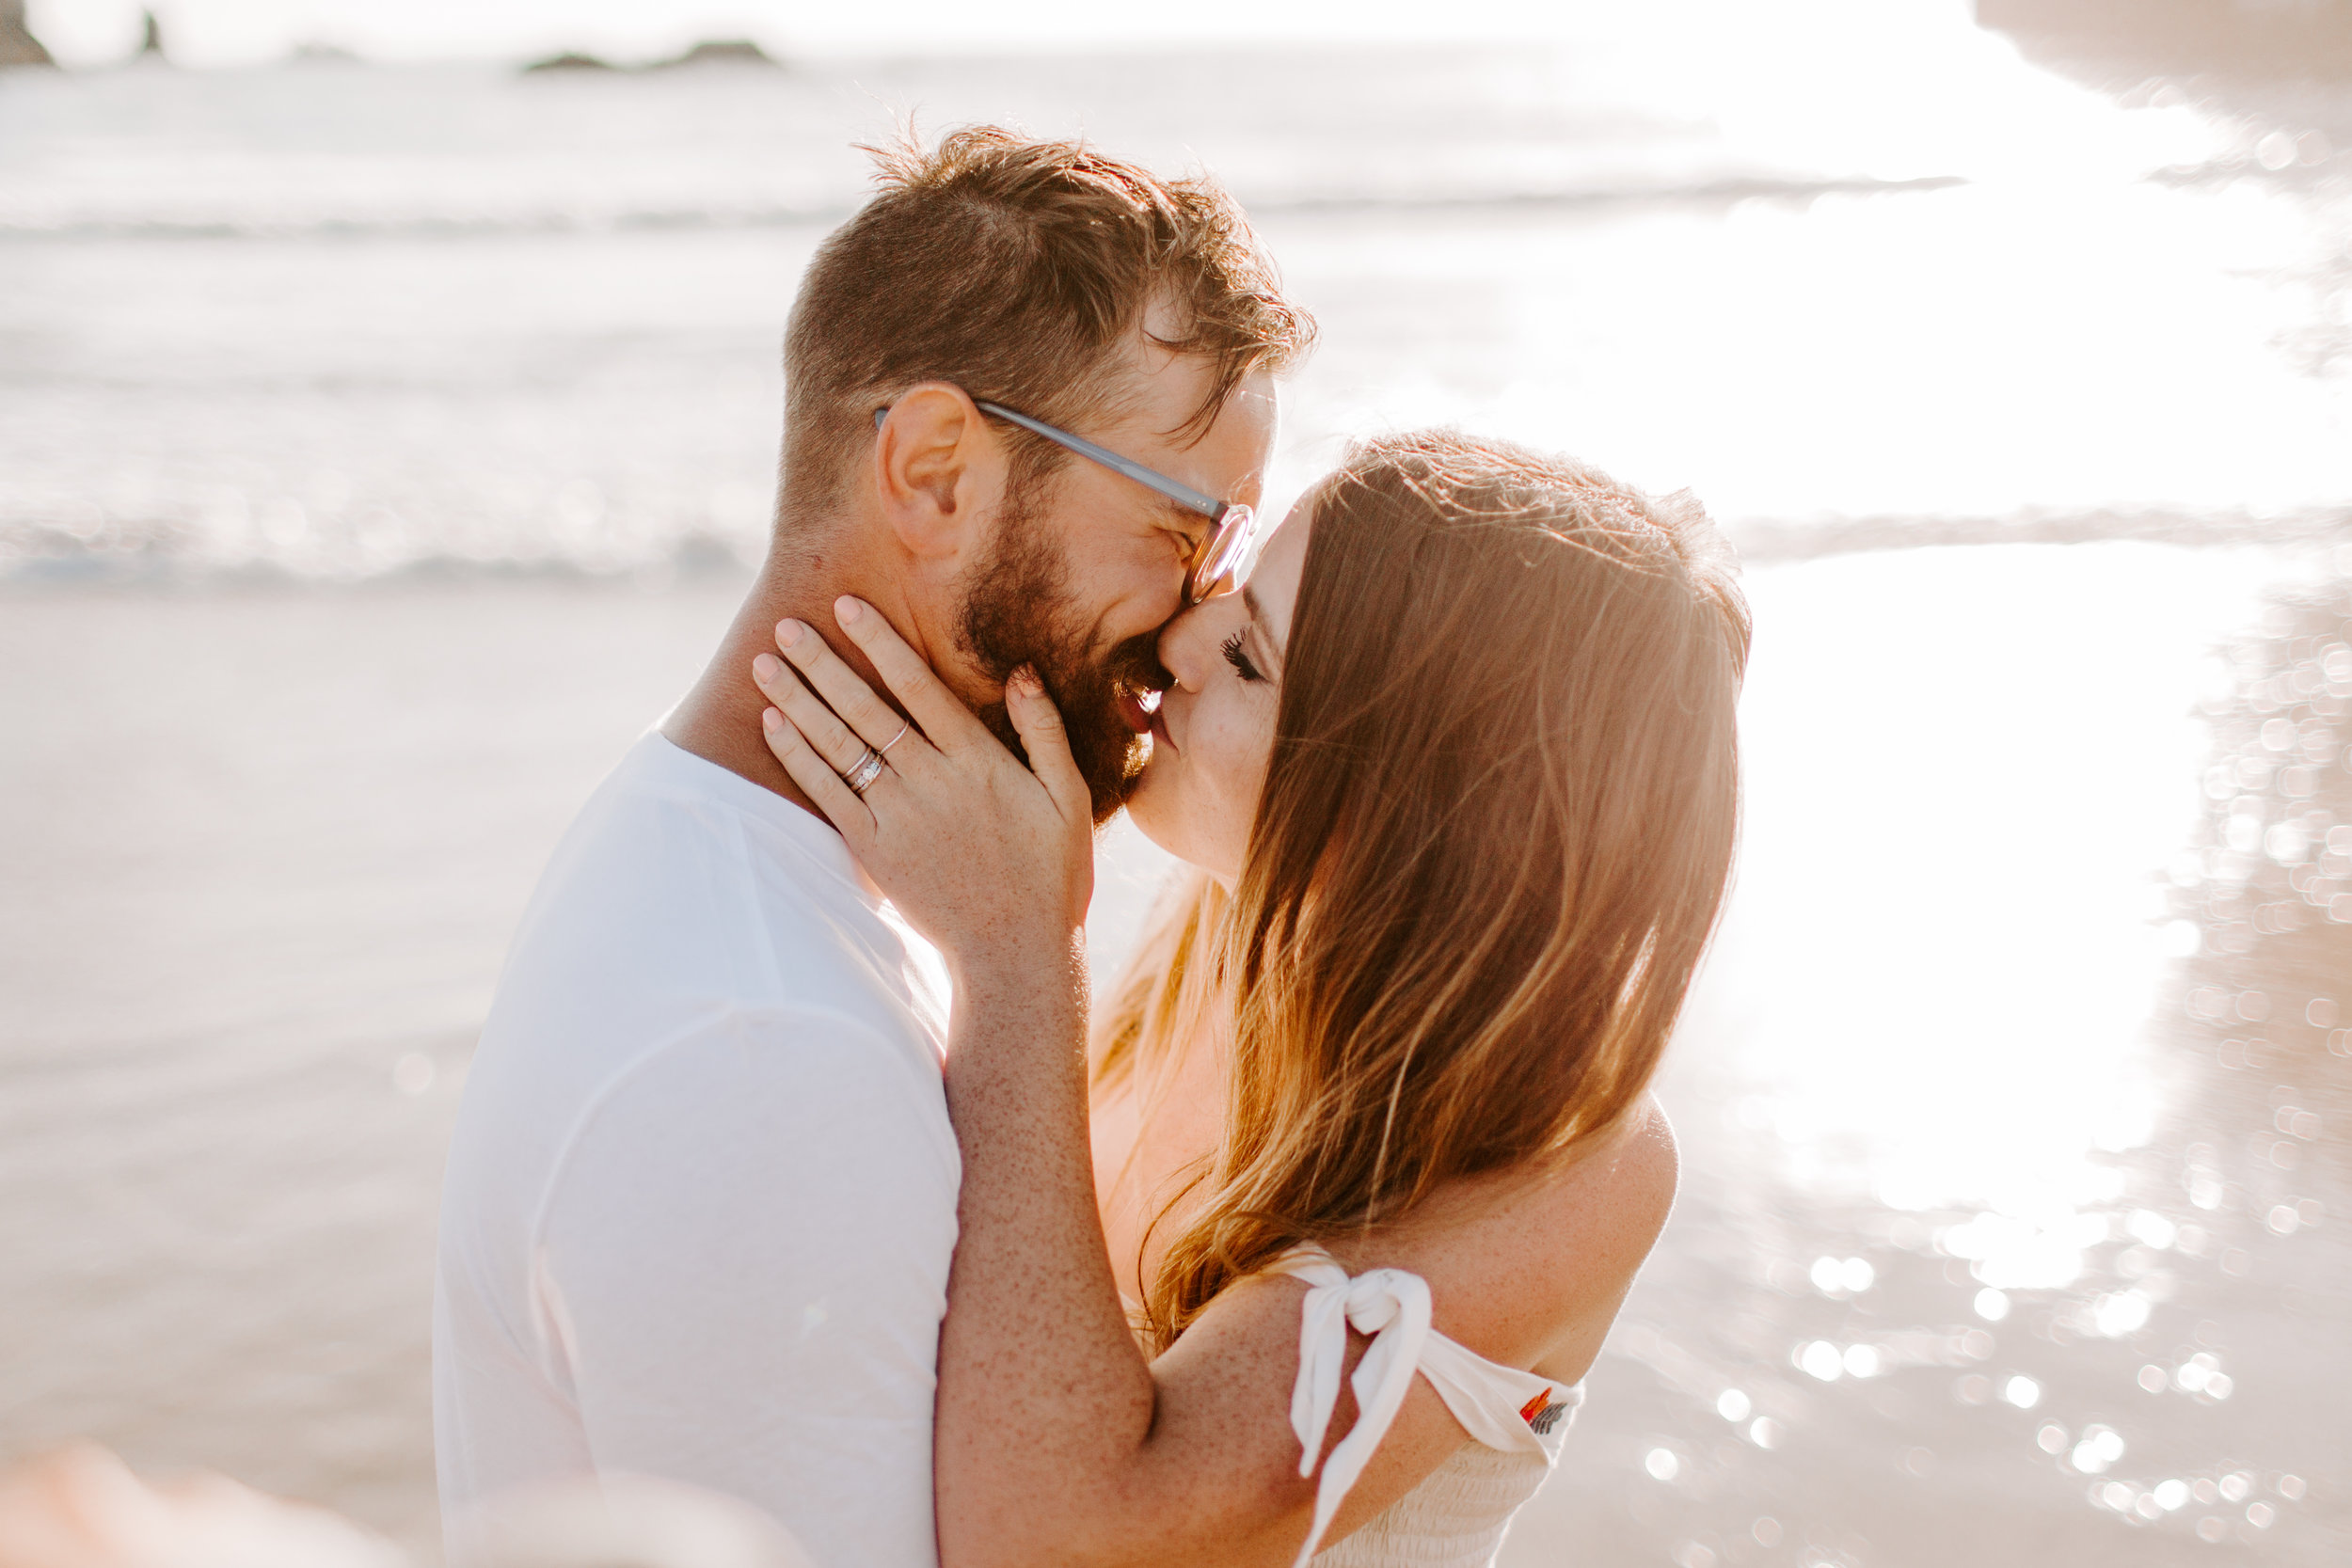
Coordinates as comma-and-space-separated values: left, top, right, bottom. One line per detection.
433, 734, 961, 1568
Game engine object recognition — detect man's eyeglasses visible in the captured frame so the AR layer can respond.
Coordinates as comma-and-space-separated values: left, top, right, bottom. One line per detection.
872, 400, 1257, 607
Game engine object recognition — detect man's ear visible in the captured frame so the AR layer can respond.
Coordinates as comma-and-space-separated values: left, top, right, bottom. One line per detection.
870, 383, 1006, 566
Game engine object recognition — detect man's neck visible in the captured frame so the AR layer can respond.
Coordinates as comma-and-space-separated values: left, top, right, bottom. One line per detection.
662, 538, 911, 825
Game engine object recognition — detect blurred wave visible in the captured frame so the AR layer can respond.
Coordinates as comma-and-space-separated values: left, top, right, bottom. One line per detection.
0, 53, 1775, 238
17, 504, 2352, 590
0, 175, 1979, 244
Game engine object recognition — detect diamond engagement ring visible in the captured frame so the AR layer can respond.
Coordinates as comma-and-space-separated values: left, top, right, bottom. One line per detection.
842, 744, 887, 796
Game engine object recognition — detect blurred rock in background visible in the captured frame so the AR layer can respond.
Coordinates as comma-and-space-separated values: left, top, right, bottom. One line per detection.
0, 0, 54, 68
1979, 0, 2352, 85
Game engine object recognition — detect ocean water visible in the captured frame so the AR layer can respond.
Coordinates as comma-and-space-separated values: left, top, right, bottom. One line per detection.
4, 10, 2348, 584
4, 8, 2351, 1565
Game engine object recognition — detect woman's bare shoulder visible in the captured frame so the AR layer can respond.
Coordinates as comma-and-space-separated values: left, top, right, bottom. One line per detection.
1518, 1095, 1677, 1377
1518, 1096, 1677, 1293
1336, 1097, 1679, 1380
1578, 1096, 1680, 1249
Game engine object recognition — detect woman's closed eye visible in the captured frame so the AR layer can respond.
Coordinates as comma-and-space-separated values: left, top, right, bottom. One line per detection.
1220, 629, 1265, 684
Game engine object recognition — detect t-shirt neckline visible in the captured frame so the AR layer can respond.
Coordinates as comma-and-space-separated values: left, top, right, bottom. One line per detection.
638, 730, 874, 903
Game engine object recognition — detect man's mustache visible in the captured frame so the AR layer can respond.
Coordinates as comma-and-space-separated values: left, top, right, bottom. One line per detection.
1098, 632, 1175, 703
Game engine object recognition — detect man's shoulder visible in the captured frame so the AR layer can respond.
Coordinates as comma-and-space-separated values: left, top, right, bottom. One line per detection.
537, 733, 855, 911
490, 734, 940, 1039
449, 736, 954, 1221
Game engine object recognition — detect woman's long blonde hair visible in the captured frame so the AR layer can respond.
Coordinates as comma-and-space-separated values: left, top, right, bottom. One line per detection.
1093, 430, 1753, 1353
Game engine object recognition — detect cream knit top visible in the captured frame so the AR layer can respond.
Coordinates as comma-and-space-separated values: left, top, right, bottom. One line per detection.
1270, 1246, 1583, 1568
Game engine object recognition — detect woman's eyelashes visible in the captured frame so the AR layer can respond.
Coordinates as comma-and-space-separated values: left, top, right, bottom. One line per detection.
1219, 629, 1265, 684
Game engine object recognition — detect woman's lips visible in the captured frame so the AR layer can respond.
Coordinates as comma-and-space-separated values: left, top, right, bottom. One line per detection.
1149, 706, 1173, 752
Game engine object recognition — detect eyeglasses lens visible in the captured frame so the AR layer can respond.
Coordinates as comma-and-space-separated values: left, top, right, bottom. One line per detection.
1189, 506, 1257, 602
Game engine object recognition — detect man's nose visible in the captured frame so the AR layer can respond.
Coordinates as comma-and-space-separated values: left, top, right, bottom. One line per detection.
1154, 612, 1200, 692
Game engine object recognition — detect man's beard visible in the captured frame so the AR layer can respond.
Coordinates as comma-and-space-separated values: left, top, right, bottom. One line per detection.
957, 495, 1166, 826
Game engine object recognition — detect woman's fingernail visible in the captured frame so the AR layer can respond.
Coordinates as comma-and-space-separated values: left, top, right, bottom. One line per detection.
762, 707, 782, 733
775, 620, 803, 648
753, 653, 780, 684
835, 595, 864, 625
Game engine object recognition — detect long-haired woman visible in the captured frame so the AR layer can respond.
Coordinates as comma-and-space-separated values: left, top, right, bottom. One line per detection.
750, 430, 1751, 1568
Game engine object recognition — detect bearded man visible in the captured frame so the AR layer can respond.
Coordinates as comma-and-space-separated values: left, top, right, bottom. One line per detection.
431, 128, 1313, 1568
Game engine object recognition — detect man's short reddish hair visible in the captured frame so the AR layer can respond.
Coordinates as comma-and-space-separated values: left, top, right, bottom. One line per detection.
778, 125, 1316, 528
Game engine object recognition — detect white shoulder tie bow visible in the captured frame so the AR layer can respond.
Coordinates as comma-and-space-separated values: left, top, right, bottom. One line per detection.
1276, 1251, 1434, 1567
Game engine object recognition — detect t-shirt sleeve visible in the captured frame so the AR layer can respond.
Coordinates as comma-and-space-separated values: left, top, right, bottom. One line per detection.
532, 1007, 961, 1568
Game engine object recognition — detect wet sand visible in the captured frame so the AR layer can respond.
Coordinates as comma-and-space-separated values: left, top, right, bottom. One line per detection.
6, 541, 2344, 1563
0, 577, 733, 1546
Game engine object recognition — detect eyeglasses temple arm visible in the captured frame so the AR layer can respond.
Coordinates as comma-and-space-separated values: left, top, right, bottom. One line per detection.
974, 402, 1228, 522
874, 403, 1229, 523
